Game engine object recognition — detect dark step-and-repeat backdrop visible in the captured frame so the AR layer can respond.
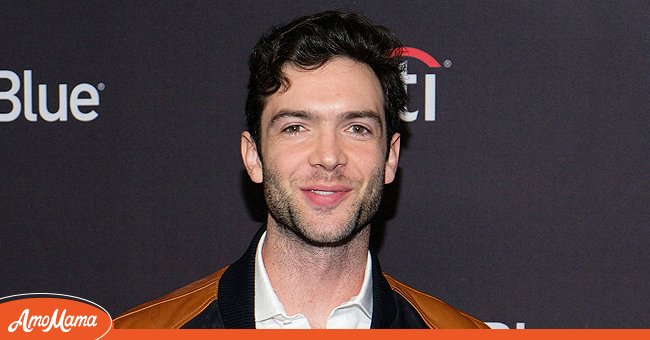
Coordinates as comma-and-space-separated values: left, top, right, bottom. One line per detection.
1, 1, 647, 328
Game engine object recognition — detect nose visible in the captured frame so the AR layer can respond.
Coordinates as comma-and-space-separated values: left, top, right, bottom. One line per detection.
308, 130, 347, 171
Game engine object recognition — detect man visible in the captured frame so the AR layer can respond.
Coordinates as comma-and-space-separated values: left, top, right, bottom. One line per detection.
113, 10, 487, 329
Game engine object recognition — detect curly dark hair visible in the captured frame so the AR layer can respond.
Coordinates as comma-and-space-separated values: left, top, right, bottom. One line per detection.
245, 10, 407, 154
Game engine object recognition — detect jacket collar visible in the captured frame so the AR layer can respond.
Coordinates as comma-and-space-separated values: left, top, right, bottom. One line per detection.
217, 226, 398, 329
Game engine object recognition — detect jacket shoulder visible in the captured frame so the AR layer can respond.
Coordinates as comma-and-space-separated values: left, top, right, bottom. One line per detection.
383, 273, 489, 329
113, 267, 228, 329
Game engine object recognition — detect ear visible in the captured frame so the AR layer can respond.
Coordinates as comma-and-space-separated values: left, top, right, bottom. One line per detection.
241, 131, 263, 183
384, 133, 400, 184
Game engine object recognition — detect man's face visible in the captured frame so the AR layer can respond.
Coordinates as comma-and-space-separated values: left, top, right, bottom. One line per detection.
241, 57, 400, 246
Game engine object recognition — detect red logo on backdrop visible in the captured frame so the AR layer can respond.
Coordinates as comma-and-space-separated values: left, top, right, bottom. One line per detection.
393, 47, 442, 122
399, 47, 441, 68
0, 293, 112, 339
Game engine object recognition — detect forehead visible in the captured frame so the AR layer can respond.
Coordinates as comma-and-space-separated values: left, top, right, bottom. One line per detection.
261, 57, 384, 123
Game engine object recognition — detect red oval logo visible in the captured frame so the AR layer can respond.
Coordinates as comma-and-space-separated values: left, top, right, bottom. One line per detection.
0, 293, 112, 339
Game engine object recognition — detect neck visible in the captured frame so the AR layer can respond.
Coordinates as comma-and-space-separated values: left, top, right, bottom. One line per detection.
262, 220, 370, 328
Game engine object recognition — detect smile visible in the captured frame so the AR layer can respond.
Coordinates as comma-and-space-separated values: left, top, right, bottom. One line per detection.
301, 186, 352, 208
311, 190, 336, 195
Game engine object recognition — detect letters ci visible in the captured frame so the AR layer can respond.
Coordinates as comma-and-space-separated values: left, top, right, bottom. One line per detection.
0, 70, 100, 122
400, 60, 436, 122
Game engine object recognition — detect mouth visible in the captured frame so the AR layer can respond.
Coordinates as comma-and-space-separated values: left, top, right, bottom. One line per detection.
310, 189, 337, 195
301, 186, 352, 208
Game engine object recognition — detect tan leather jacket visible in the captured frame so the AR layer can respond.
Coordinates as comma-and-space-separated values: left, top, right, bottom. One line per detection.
114, 229, 488, 329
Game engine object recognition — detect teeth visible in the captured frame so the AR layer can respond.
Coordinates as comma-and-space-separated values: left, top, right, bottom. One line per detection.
311, 190, 335, 195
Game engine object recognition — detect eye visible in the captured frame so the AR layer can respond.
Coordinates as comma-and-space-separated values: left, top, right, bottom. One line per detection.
347, 124, 371, 136
282, 125, 305, 134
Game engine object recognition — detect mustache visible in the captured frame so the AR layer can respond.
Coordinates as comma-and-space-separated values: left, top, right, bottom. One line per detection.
303, 169, 350, 183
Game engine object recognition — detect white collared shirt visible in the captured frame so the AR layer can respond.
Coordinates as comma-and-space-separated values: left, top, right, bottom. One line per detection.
254, 231, 373, 329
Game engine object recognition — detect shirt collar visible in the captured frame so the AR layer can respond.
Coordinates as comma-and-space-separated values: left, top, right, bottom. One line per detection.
254, 231, 373, 325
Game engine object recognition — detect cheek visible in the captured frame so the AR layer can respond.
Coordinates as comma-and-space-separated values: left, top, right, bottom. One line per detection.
264, 146, 305, 175
349, 147, 385, 175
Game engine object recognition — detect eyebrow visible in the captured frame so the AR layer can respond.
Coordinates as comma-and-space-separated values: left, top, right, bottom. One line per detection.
340, 110, 383, 129
268, 110, 317, 128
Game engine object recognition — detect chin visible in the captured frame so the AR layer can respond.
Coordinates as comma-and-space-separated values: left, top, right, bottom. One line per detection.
287, 219, 368, 248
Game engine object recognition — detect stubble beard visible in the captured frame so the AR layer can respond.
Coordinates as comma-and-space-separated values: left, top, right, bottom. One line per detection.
263, 165, 385, 247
